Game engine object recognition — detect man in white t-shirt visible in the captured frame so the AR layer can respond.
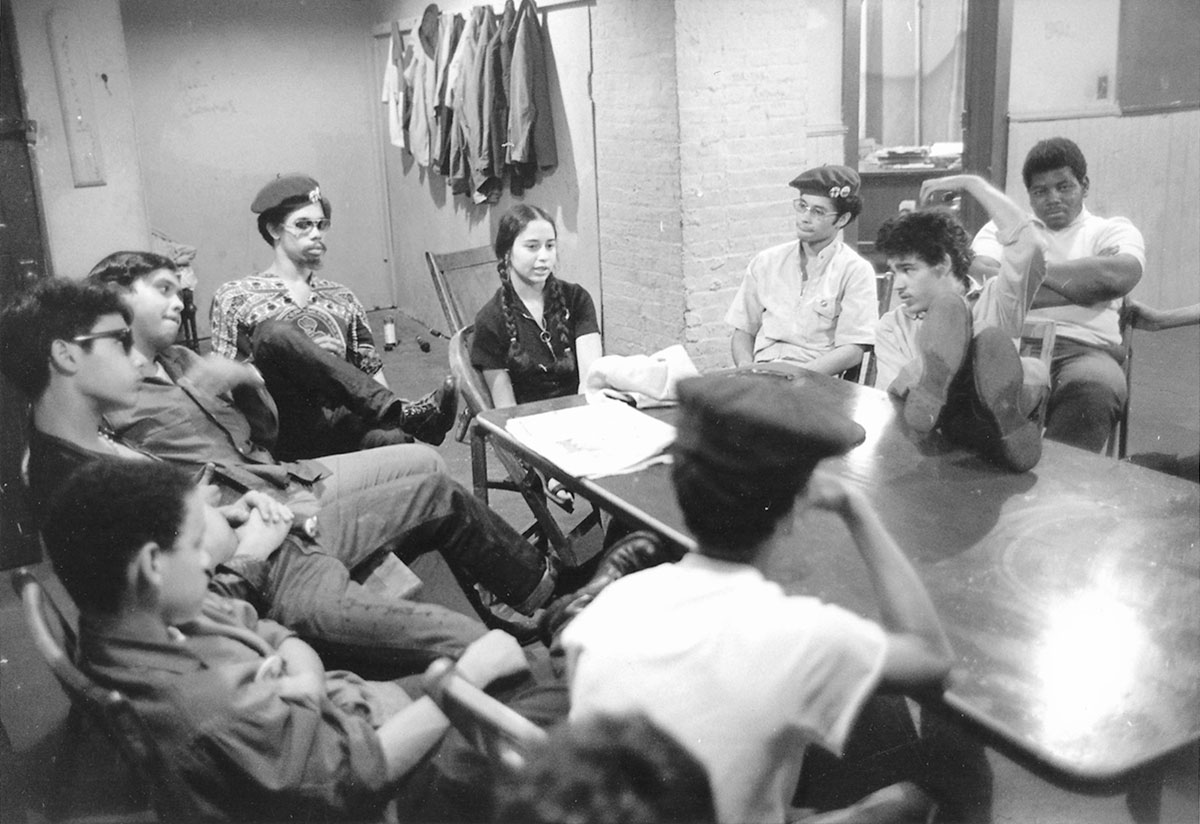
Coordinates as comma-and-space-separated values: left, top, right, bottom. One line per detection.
561, 374, 986, 824
971, 138, 1144, 452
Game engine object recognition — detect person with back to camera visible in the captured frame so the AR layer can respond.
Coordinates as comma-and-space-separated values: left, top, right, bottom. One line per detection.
727, 165, 879, 376
470, 203, 603, 408
560, 373, 993, 824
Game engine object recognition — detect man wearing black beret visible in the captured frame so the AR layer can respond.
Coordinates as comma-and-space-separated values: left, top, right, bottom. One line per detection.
210, 173, 457, 460
727, 164, 879, 376
563, 373, 989, 824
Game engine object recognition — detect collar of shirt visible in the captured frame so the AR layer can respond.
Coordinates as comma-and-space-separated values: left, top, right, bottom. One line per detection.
1033, 205, 1093, 234
798, 238, 844, 286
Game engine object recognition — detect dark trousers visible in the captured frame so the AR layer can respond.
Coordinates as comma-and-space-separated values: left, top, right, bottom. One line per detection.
217, 473, 554, 675
796, 694, 994, 823
250, 319, 408, 460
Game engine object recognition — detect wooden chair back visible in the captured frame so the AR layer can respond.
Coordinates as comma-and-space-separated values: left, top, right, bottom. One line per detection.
856, 271, 897, 387
425, 246, 502, 335
1108, 298, 1134, 458
11, 568, 201, 823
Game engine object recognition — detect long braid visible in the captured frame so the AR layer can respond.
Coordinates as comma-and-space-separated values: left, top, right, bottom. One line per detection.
543, 274, 576, 375
498, 259, 525, 366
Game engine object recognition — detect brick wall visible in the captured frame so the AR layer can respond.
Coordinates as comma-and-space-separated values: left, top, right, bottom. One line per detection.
591, 0, 687, 357
592, 0, 845, 369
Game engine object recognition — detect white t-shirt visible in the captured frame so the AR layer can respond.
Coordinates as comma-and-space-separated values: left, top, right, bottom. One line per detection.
726, 238, 878, 364
972, 207, 1144, 348
562, 554, 887, 824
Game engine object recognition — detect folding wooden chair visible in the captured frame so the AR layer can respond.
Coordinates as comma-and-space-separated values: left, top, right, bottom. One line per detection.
427, 247, 600, 564
10, 568, 201, 823
1108, 299, 1133, 459
422, 657, 548, 773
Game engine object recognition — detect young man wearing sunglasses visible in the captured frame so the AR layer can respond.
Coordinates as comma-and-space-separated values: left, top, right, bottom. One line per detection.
3, 277, 627, 669
209, 174, 457, 459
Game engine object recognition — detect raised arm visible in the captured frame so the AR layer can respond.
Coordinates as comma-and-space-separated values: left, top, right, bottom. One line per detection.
804, 474, 953, 690
921, 174, 1027, 236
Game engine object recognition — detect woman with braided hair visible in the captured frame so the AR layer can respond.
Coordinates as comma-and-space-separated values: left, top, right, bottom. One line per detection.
471, 204, 602, 408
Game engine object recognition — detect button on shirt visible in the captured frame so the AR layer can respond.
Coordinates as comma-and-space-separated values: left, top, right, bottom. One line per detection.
726, 239, 878, 364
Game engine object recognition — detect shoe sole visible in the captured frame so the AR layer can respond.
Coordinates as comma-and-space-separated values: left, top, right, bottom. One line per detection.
972, 328, 1041, 472
905, 298, 972, 433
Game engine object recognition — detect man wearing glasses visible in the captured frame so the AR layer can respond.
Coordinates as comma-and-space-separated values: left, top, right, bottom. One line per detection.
210, 174, 457, 460
726, 165, 879, 376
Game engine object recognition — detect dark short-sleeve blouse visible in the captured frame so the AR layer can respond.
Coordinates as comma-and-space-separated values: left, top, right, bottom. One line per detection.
470, 279, 599, 404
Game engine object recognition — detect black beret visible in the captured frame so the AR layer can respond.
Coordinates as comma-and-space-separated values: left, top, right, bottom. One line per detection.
789, 165, 861, 200
251, 174, 325, 214
672, 373, 865, 478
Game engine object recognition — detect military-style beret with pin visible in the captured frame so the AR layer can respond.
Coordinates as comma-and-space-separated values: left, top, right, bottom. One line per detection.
251, 174, 328, 214
789, 165, 861, 200
671, 372, 865, 479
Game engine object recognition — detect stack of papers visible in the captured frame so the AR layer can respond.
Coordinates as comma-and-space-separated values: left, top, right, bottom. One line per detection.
505, 400, 676, 479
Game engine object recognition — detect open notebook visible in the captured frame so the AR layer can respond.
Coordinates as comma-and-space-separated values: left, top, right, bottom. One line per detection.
504, 400, 676, 479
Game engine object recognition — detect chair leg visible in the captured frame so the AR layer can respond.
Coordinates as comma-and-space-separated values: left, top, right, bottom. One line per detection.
470, 425, 490, 504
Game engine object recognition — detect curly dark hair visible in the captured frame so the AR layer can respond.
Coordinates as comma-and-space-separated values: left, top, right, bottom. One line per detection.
493, 713, 717, 824
0, 277, 131, 399
1022, 137, 1088, 189
492, 204, 576, 382
874, 207, 974, 289
42, 458, 195, 615
87, 250, 177, 290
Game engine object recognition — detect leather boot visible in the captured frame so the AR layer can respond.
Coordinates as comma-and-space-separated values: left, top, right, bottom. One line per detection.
904, 294, 972, 434
538, 531, 680, 644
393, 375, 458, 446
969, 328, 1042, 472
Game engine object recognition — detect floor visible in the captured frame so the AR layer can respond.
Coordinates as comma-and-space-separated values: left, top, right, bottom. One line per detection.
0, 311, 1196, 822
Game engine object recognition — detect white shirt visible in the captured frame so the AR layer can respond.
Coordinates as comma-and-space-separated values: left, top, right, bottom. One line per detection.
563, 554, 887, 824
972, 206, 1144, 348
726, 238, 878, 364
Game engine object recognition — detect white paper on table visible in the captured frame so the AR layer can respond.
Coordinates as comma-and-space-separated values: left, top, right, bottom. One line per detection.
504, 399, 677, 479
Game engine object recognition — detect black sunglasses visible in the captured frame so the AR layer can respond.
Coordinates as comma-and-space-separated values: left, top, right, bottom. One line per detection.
71, 327, 134, 353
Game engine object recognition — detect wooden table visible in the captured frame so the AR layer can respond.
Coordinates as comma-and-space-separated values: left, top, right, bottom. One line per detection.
475, 367, 1199, 810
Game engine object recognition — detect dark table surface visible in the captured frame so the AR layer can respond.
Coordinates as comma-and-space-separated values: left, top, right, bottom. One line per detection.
476, 366, 1200, 785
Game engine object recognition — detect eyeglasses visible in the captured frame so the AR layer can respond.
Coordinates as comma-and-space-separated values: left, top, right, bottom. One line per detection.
71, 326, 134, 353
792, 199, 837, 219
283, 218, 331, 235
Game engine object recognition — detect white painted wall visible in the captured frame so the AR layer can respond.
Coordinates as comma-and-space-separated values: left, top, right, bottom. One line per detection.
9, 0, 150, 278
121, 0, 392, 338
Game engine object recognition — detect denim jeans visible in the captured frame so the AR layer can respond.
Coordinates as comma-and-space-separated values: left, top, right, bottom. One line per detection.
245, 472, 555, 673
1044, 339, 1127, 452
250, 319, 409, 459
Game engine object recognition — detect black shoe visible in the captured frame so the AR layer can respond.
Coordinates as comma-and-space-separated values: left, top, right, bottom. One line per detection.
401, 375, 458, 446
971, 328, 1041, 472
904, 294, 972, 434
539, 531, 679, 644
